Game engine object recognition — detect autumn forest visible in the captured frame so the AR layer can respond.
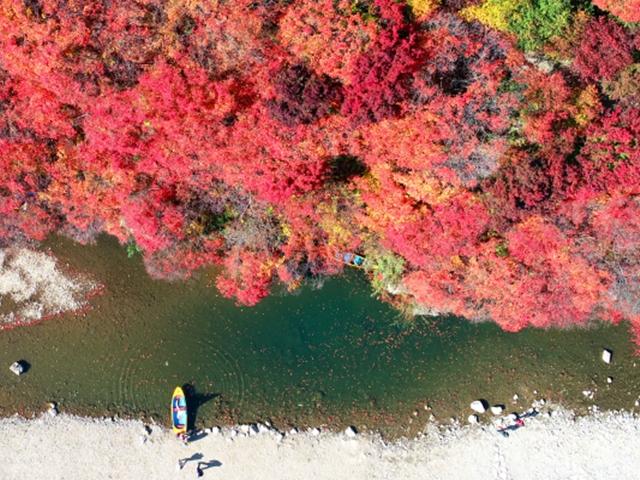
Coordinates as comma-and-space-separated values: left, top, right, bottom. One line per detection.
1, 0, 640, 344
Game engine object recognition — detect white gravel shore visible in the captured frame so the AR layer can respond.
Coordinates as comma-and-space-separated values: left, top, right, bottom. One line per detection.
1, 408, 639, 480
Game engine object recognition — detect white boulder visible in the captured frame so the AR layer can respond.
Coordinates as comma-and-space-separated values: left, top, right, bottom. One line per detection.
470, 400, 486, 413
344, 426, 357, 438
607, 377, 613, 384
9, 361, 24, 376
467, 414, 479, 424
310, 428, 320, 436
602, 349, 613, 364
490, 405, 504, 415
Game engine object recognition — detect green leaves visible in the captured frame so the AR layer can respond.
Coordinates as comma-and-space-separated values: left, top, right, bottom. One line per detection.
367, 250, 406, 296
126, 239, 142, 258
509, 0, 572, 51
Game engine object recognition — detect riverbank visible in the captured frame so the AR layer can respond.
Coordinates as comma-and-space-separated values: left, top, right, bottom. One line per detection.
1, 407, 639, 479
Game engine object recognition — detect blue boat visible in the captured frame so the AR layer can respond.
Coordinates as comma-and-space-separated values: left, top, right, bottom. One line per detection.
339, 252, 366, 268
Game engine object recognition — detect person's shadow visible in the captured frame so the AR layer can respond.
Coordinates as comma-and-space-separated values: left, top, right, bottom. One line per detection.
182, 383, 218, 432
199, 460, 222, 471
178, 452, 203, 470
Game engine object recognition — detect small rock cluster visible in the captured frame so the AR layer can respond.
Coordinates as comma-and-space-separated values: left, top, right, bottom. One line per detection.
188, 422, 360, 443
581, 348, 615, 407
467, 392, 548, 428
468, 399, 508, 424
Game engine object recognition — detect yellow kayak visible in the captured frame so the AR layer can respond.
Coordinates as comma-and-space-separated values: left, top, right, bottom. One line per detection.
171, 386, 188, 435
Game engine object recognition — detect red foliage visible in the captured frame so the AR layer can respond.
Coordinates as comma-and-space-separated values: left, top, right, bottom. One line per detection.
215, 249, 274, 306
574, 17, 634, 84
483, 150, 555, 224
468, 217, 609, 331
1, 0, 640, 348
385, 193, 490, 268
519, 70, 576, 148
341, 0, 423, 124
410, 13, 518, 186
577, 107, 640, 197
267, 62, 343, 127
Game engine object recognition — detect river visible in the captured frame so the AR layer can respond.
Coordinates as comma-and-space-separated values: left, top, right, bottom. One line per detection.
0, 235, 637, 437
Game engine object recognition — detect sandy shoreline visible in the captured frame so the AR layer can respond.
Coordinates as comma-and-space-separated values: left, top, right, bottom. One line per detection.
2, 407, 639, 480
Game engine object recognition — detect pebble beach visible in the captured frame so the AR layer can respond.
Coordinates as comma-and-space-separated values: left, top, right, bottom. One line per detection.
2, 407, 639, 480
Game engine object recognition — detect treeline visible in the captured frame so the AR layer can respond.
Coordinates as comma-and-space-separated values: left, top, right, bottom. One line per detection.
1, 1, 639, 341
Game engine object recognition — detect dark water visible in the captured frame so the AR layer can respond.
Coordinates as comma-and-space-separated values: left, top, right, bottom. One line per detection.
0, 236, 638, 436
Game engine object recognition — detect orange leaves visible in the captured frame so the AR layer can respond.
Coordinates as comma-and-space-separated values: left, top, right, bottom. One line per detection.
592, 0, 640, 23
278, 0, 377, 83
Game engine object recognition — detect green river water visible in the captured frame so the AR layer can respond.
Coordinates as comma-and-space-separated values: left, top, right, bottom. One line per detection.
1, 235, 639, 437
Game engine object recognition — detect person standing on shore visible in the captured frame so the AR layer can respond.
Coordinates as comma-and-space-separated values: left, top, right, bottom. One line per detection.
196, 462, 204, 477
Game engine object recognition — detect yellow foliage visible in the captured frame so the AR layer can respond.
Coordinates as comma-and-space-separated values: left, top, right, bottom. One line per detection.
393, 171, 457, 205
280, 222, 292, 239
186, 220, 205, 237
407, 0, 439, 18
573, 85, 601, 128
460, 0, 522, 32
450, 255, 465, 269
318, 200, 354, 248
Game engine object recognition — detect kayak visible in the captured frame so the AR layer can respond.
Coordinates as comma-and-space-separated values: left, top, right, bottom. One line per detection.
171, 386, 188, 435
